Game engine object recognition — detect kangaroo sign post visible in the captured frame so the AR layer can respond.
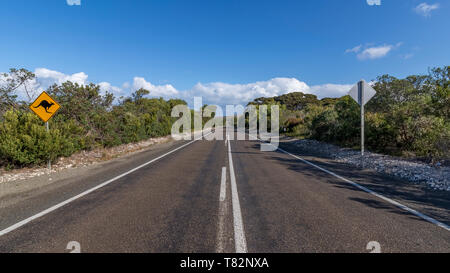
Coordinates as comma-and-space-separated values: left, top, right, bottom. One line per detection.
348, 80, 377, 156
30, 91, 61, 170
29, 91, 61, 123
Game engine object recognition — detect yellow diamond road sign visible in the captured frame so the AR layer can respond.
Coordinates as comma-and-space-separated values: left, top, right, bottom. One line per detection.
29, 91, 61, 122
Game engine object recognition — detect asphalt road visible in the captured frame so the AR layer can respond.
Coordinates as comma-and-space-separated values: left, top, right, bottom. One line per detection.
0, 128, 448, 253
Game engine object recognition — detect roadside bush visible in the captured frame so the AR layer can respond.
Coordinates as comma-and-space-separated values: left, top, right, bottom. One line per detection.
310, 108, 337, 142
366, 112, 397, 154
0, 110, 76, 166
407, 116, 449, 161
0, 76, 188, 168
333, 96, 360, 146
248, 66, 450, 162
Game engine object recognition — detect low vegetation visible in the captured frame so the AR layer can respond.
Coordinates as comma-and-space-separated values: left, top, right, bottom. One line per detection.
248, 66, 449, 162
1, 66, 448, 168
0, 70, 189, 168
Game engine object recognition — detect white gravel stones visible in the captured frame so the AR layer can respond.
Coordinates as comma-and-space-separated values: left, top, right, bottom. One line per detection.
292, 139, 449, 192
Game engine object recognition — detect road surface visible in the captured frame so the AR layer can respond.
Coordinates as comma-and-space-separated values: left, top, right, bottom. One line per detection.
0, 128, 449, 253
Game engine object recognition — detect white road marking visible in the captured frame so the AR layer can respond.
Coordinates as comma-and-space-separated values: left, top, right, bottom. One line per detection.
249, 134, 450, 232
0, 132, 212, 237
227, 135, 248, 253
216, 166, 228, 253
220, 167, 227, 202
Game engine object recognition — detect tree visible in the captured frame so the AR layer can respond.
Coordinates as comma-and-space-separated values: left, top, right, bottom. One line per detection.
131, 88, 150, 102
0, 68, 36, 116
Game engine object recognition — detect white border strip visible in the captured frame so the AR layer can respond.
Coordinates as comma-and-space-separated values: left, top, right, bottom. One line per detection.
216, 166, 228, 253
250, 134, 450, 232
227, 135, 248, 253
0, 133, 211, 237
220, 167, 227, 202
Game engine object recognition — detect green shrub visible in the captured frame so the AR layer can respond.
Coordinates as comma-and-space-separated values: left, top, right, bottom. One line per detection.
310, 108, 337, 142
248, 66, 450, 161
0, 110, 72, 166
0, 80, 188, 168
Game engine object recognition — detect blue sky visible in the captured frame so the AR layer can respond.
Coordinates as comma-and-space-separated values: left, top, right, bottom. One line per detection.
0, 0, 448, 107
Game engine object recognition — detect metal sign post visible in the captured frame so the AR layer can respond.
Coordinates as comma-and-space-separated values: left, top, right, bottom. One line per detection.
358, 81, 365, 156
348, 80, 377, 157
46, 121, 51, 170
30, 91, 61, 171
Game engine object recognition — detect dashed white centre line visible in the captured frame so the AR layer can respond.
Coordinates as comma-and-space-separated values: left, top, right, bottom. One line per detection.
216, 166, 228, 253
220, 167, 227, 202
227, 135, 248, 253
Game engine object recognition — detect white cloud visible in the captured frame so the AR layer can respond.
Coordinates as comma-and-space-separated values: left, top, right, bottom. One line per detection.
2, 68, 353, 107
35, 68, 88, 86
367, 0, 381, 6
183, 78, 310, 106
132, 77, 179, 98
345, 45, 362, 54
346, 43, 402, 60
358, 45, 393, 60
0, 75, 41, 103
66, 0, 81, 6
1, 68, 99, 102
414, 3, 440, 17
309, 84, 354, 98
98, 82, 123, 96
33, 68, 127, 99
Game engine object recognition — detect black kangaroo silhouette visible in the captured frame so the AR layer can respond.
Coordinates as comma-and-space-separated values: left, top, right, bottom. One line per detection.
34, 100, 55, 114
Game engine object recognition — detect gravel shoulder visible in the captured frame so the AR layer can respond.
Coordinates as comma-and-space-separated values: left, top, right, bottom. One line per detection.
283, 136, 450, 192
0, 136, 174, 201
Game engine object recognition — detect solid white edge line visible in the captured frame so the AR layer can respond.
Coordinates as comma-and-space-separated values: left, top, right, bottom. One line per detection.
227, 135, 248, 253
0, 132, 212, 237
249, 133, 450, 232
